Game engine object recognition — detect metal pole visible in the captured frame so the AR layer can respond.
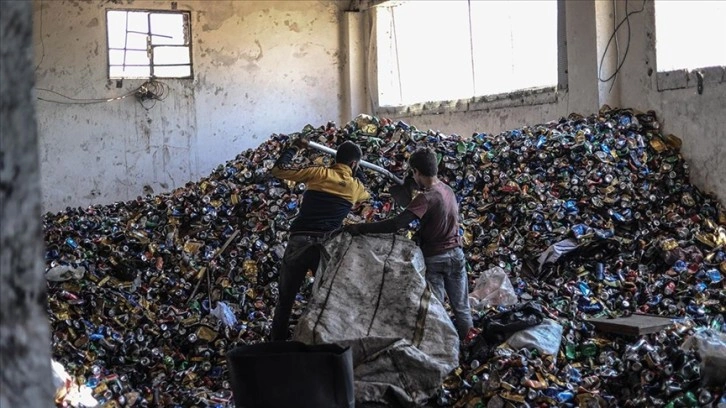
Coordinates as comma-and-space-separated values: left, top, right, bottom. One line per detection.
308, 141, 404, 185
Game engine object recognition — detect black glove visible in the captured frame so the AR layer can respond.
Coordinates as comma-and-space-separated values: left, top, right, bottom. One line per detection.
403, 174, 418, 193
354, 167, 368, 184
343, 224, 362, 236
292, 136, 309, 150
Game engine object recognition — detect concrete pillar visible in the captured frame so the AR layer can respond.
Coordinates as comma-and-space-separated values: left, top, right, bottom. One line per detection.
564, 0, 600, 114
341, 11, 370, 122
595, 0, 623, 108
0, 1, 53, 406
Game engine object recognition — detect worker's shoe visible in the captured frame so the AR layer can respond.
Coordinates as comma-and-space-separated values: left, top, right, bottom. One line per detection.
461, 327, 481, 346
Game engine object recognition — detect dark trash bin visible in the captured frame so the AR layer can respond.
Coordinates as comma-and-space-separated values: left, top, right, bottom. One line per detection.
226, 341, 354, 408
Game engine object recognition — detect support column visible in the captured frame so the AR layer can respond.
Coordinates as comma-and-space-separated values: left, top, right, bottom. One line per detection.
564, 0, 601, 114
0, 1, 53, 406
595, 0, 623, 108
341, 11, 370, 122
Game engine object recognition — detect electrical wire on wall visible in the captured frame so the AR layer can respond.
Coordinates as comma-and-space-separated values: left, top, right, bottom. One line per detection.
609, 0, 620, 94
134, 80, 169, 110
598, 0, 648, 92
36, 79, 169, 110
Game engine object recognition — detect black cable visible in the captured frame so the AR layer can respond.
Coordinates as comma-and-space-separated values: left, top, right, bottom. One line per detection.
36, 96, 133, 105
134, 80, 170, 110
598, 0, 648, 86
36, 91, 137, 105
608, 0, 620, 94
136, 80, 169, 101
36, 80, 167, 107
147, 80, 169, 100
36, 87, 138, 102
138, 98, 157, 110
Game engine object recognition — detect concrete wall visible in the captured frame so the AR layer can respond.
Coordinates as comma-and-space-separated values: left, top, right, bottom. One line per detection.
1, 1, 54, 405
377, 0, 726, 203
34, 0, 346, 213
34, 0, 725, 211
615, 0, 726, 204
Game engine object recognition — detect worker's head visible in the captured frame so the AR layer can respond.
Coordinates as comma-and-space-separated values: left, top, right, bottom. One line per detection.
335, 141, 363, 172
408, 148, 438, 179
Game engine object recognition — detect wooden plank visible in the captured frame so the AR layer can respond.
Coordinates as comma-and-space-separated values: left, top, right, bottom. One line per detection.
587, 314, 676, 336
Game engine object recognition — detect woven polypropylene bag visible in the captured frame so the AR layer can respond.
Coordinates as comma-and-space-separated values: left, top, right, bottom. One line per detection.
293, 233, 460, 407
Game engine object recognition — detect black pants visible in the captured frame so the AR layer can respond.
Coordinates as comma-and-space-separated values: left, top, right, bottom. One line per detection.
271, 233, 328, 341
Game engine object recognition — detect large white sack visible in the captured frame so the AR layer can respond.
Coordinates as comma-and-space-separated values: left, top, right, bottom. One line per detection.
293, 233, 460, 407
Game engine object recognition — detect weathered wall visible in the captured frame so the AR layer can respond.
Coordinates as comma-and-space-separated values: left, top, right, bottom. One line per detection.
615, 0, 726, 202
34, 0, 725, 210
1, 1, 54, 406
34, 0, 346, 213
380, 1, 726, 204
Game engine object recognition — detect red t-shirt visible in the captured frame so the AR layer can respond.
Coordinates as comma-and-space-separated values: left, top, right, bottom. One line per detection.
405, 182, 461, 256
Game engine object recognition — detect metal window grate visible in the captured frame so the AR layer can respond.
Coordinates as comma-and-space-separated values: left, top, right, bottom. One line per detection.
106, 9, 193, 79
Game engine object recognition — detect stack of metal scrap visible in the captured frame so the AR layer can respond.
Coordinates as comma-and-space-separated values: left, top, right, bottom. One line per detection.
45, 108, 724, 407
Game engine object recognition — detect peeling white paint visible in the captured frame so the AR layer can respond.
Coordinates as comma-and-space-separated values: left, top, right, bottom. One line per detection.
384, 0, 726, 205
616, 0, 726, 204
33, 0, 725, 212
34, 0, 344, 213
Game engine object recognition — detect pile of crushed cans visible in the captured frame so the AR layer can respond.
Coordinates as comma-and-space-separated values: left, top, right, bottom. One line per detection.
45, 107, 724, 407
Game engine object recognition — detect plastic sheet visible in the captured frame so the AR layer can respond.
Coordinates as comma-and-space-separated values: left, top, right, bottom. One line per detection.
682, 328, 726, 386
505, 318, 564, 356
469, 266, 518, 309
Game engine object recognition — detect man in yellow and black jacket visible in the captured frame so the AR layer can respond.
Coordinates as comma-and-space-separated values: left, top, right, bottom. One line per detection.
269, 136, 370, 341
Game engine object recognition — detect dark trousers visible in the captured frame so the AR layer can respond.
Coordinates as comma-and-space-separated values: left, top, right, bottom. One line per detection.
271, 233, 327, 341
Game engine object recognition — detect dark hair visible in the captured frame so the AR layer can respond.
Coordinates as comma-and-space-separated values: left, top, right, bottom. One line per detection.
408, 148, 438, 177
335, 141, 363, 166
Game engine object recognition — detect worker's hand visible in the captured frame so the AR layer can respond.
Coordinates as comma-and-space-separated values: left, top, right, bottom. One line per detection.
403, 174, 418, 192
343, 224, 362, 236
354, 167, 368, 184
292, 136, 309, 150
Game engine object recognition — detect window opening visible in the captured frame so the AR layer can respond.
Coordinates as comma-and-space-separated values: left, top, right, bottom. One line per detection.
375, 0, 558, 107
655, 0, 726, 72
107, 9, 192, 79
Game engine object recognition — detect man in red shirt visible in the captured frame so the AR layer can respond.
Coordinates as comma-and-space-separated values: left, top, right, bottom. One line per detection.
345, 147, 473, 340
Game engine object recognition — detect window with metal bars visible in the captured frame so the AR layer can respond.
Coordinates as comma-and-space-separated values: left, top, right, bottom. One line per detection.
106, 9, 192, 79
